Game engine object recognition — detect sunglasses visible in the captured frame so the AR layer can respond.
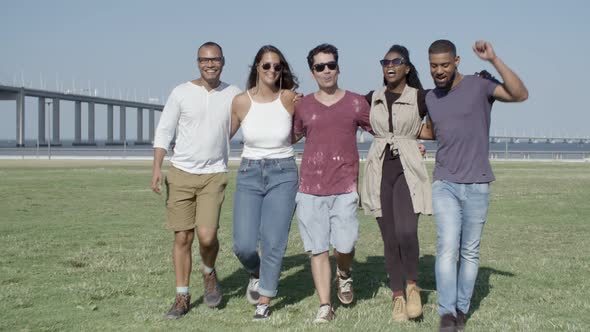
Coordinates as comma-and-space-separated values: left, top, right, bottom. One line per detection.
261, 62, 283, 72
198, 57, 223, 64
380, 58, 406, 66
313, 61, 338, 72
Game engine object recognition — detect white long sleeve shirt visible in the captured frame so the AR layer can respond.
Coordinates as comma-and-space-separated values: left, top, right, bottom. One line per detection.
154, 81, 241, 174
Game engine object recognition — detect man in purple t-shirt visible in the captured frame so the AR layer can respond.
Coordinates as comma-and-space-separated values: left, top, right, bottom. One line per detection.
292, 44, 372, 323
426, 40, 528, 332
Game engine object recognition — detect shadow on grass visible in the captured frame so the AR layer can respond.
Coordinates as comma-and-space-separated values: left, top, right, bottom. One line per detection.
278, 253, 390, 311
211, 253, 391, 313
268, 253, 315, 311
280, 254, 391, 311
191, 253, 514, 316
417, 254, 515, 315
344, 255, 388, 305
191, 253, 315, 311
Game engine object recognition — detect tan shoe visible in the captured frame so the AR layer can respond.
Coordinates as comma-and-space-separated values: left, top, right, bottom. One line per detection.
392, 296, 409, 321
405, 283, 423, 319
335, 270, 354, 305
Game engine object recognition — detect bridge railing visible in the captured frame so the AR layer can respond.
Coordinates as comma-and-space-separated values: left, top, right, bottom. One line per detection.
2, 147, 588, 162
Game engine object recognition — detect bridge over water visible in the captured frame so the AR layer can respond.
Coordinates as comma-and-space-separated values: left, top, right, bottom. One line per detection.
3, 84, 589, 148
489, 135, 590, 144
0, 85, 163, 147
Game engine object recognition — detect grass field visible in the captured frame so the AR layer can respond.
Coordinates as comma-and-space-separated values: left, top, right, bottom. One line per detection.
0, 160, 589, 331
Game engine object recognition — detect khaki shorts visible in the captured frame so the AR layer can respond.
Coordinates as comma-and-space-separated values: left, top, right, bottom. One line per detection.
165, 166, 228, 231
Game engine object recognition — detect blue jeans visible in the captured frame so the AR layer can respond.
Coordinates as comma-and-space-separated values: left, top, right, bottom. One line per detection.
232, 157, 298, 298
432, 180, 490, 317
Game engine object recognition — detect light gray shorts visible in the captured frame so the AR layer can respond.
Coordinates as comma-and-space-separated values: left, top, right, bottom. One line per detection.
295, 191, 359, 255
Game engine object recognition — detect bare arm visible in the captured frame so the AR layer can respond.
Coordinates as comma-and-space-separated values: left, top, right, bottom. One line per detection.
151, 90, 180, 194
230, 93, 249, 139
357, 97, 374, 135
473, 40, 529, 102
281, 89, 297, 115
418, 116, 435, 140
230, 104, 241, 139
151, 148, 166, 194
291, 94, 305, 144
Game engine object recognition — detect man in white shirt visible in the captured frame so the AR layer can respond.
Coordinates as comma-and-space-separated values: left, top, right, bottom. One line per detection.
151, 41, 241, 319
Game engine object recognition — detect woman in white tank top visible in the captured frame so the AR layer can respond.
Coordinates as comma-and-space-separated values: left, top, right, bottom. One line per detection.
229, 45, 299, 320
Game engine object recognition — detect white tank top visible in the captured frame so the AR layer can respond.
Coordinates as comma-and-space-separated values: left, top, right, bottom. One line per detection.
241, 91, 294, 159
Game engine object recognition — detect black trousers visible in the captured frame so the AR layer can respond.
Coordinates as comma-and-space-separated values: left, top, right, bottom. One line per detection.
376, 152, 419, 292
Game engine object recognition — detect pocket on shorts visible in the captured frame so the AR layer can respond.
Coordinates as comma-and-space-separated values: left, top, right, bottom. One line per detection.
220, 172, 229, 186
209, 172, 229, 192
221, 172, 229, 190
166, 167, 176, 185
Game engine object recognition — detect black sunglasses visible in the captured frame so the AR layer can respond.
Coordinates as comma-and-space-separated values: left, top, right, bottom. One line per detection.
380, 58, 406, 66
313, 61, 338, 72
261, 62, 283, 72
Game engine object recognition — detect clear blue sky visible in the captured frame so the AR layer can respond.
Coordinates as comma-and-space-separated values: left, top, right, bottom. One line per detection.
1, 0, 588, 139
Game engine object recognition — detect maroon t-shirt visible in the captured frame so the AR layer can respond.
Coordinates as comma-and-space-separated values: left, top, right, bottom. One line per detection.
293, 91, 372, 195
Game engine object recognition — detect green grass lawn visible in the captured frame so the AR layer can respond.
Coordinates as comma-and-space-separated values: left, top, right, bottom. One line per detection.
0, 160, 589, 331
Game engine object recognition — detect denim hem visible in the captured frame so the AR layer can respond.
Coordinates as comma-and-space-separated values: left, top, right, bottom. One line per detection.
438, 306, 457, 317
258, 286, 278, 298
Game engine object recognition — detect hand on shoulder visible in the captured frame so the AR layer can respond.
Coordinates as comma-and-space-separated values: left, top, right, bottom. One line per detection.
281, 89, 296, 100
281, 89, 298, 107
475, 70, 501, 84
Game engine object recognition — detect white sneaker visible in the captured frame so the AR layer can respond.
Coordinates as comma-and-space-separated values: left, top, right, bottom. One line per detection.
253, 303, 270, 321
246, 276, 260, 305
313, 304, 335, 323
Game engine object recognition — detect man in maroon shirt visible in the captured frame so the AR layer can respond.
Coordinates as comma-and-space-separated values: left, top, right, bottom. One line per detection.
293, 44, 372, 323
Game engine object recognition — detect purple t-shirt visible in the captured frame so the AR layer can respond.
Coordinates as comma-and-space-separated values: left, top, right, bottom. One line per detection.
426, 75, 499, 183
293, 91, 372, 195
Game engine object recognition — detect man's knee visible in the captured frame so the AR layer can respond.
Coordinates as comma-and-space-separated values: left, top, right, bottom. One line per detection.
197, 230, 219, 250
174, 230, 195, 247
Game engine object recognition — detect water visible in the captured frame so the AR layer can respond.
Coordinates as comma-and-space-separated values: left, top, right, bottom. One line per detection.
1, 139, 589, 160
2, 139, 590, 151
